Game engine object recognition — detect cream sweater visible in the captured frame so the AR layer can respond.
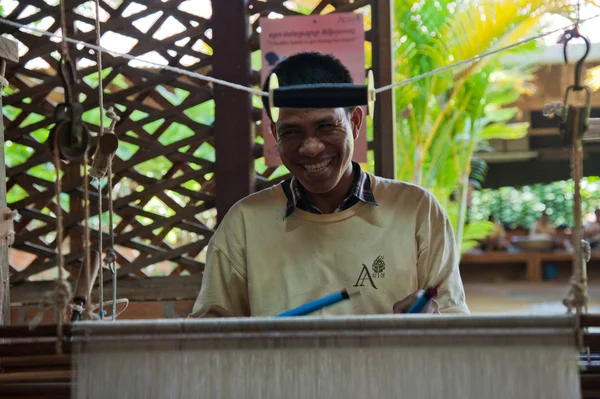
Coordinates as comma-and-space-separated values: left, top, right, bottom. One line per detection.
191, 174, 469, 317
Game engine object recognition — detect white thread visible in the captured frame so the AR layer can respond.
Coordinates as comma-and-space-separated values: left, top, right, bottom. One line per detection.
1, 15, 599, 97
92, 298, 129, 319
374, 14, 600, 94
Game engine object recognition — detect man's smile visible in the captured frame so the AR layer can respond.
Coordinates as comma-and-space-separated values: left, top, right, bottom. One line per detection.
302, 157, 333, 174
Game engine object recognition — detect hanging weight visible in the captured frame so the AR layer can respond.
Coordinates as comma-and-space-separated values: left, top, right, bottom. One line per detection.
560, 105, 589, 147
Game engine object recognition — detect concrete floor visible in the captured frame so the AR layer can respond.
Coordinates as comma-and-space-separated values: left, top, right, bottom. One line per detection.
464, 282, 600, 314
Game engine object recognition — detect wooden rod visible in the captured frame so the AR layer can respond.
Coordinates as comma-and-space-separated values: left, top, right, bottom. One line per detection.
0, 370, 71, 383
582, 314, 600, 327
585, 333, 600, 349
0, 355, 71, 369
0, 324, 71, 339
70, 314, 579, 336
581, 374, 600, 389
0, 342, 71, 357
0, 382, 70, 397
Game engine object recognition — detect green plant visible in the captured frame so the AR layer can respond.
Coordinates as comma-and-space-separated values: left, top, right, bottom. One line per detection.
471, 177, 600, 229
391, 0, 576, 253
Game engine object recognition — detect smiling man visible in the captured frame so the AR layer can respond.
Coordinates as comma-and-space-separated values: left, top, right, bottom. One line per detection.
190, 52, 469, 318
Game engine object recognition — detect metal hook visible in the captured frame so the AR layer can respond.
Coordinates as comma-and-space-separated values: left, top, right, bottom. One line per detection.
58, 56, 77, 104
563, 29, 591, 90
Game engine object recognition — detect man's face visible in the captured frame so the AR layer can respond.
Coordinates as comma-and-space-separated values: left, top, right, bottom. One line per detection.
271, 106, 363, 194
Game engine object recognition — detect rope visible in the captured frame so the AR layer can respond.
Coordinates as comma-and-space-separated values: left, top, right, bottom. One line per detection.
29, 123, 74, 354
0, 74, 8, 324
104, 108, 119, 320
83, 152, 95, 321
93, 0, 106, 321
0, 17, 266, 96
375, 13, 600, 93
1, 14, 599, 97
58, 0, 72, 65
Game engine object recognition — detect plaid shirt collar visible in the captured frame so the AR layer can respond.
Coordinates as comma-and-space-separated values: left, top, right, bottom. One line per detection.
281, 162, 378, 218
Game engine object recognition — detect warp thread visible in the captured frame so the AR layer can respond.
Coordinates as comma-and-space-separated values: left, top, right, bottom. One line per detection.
73, 342, 580, 399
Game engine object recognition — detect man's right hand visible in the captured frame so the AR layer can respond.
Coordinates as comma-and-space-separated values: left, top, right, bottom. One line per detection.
392, 290, 438, 314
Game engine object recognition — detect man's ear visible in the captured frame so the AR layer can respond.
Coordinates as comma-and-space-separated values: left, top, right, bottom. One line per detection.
270, 121, 277, 139
350, 106, 364, 140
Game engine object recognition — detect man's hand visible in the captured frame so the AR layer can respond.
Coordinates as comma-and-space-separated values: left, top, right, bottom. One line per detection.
392, 290, 439, 314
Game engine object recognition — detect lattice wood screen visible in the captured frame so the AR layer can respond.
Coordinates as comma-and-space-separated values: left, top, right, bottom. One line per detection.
1, 0, 375, 303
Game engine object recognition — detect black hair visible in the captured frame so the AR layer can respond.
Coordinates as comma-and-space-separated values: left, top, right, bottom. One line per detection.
261, 52, 353, 121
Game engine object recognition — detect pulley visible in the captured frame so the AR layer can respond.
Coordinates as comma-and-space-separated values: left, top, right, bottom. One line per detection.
48, 57, 91, 162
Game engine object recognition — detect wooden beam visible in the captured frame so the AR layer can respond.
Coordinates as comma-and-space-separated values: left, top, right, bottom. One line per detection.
212, 0, 254, 223
482, 155, 600, 189
0, 36, 19, 325
10, 275, 204, 305
371, 0, 396, 179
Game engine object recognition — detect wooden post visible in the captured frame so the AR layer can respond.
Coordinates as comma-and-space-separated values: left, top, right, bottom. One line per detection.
212, 0, 254, 223
0, 36, 19, 325
371, 0, 396, 179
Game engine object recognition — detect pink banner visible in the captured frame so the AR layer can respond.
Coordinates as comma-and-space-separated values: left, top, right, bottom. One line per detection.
259, 12, 367, 167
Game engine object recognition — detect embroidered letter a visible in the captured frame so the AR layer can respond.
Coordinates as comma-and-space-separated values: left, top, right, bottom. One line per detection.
353, 264, 378, 289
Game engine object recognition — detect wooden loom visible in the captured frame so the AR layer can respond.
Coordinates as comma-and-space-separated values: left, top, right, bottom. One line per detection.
0, 314, 598, 399
2, 5, 600, 399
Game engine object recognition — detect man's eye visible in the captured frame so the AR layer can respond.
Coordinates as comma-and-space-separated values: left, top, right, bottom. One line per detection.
319, 124, 336, 130
280, 129, 298, 136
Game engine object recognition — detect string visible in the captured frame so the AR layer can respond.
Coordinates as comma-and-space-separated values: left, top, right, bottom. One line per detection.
107, 146, 116, 321
51, 123, 70, 354
375, 13, 600, 93
93, 0, 105, 321
53, 0, 70, 354
83, 147, 93, 320
0, 17, 266, 96
58, 0, 71, 65
1, 14, 599, 97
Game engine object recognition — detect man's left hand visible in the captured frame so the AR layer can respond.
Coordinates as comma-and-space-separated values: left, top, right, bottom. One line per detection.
392, 290, 439, 314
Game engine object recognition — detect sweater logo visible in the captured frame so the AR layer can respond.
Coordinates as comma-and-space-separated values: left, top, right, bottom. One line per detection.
353, 256, 385, 289
372, 255, 385, 278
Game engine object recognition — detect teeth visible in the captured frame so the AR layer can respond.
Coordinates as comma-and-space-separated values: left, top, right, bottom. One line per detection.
304, 159, 331, 173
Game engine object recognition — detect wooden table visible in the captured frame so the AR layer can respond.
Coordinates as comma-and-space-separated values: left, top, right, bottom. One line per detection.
461, 251, 600, 282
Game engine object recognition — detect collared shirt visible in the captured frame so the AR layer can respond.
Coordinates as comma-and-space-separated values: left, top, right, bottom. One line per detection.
281, 161, 378, 218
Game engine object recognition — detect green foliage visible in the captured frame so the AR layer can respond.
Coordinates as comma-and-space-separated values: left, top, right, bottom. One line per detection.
462, 220, 496, 252
391, 0, 573, 253
470, 177, 600, 229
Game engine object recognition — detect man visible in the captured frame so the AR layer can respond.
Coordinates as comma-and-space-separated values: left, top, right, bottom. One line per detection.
190, 52, 469, 318
585, 209, 600, 250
